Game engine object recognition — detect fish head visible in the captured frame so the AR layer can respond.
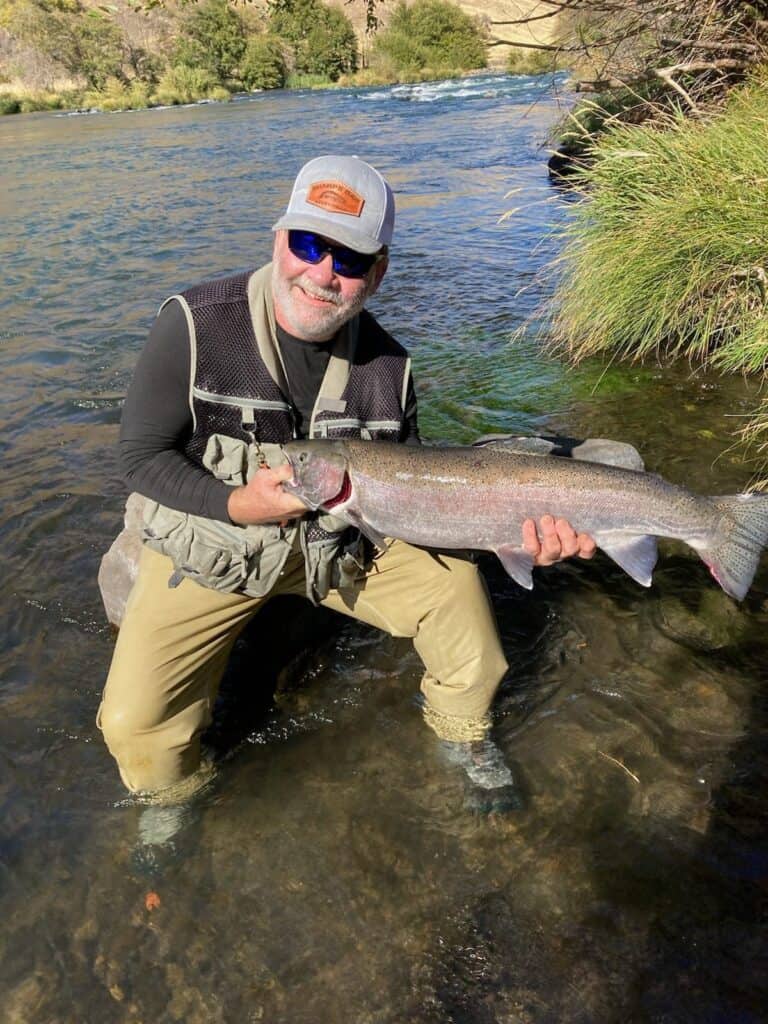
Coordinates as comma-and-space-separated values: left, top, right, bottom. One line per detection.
282, 440, 351, 511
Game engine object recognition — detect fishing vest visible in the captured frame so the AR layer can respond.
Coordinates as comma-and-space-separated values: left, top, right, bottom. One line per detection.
141, 263, 411, 603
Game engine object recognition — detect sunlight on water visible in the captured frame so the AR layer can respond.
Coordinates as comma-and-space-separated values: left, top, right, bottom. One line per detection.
0, 74, 766, 1023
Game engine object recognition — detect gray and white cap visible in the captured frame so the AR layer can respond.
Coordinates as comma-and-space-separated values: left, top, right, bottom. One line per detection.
272, 155, 395, 255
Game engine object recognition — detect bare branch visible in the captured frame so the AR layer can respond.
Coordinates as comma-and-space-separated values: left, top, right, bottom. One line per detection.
660, 36, 759, 51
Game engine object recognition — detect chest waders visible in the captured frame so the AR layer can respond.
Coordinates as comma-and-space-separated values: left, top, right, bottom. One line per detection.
141, 264, 411, 604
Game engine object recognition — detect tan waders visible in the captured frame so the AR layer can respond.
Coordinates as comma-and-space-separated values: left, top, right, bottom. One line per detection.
98, 541, 507, 795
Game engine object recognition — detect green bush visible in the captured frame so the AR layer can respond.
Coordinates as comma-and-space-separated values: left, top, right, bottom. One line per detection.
240, 34, 287, 90
269, 0, 357, 81
370, 0, 486, 77
152, 63, 224, 105
174, 0, 246, 83
507, 46, 558, 76
0, 94, 21, 114
83, 77, 151, 111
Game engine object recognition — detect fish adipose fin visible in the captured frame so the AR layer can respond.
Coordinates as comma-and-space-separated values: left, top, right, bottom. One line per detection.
494, 545, 535, 589
700, 493, 768, 600
598, 533, 658, 587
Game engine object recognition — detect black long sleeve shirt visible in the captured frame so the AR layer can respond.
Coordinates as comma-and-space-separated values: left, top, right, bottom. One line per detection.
119, 298, 419, 522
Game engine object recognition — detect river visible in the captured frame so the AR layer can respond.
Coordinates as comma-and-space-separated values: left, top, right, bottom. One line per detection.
1, 73, 766, 1023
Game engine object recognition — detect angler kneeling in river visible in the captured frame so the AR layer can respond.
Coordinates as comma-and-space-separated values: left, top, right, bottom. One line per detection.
98, 155, 596, 811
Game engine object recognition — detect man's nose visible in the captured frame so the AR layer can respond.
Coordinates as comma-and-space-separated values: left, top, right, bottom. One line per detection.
305, 252, 337, 286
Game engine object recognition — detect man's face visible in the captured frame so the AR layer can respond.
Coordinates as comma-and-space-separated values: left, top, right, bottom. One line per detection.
271, 229, 387, 342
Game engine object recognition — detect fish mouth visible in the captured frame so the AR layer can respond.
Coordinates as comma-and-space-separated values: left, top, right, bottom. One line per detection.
322, 472, 351, 510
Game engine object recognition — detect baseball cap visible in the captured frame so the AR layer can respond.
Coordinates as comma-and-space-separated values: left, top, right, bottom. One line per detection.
272, 155, 395, 255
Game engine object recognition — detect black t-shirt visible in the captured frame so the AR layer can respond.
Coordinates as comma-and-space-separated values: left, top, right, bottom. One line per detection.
119, 298, 419, 522
276, 324, 333, 437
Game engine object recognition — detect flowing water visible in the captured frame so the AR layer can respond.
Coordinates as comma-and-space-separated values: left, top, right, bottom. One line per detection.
1, 73, 766, 1023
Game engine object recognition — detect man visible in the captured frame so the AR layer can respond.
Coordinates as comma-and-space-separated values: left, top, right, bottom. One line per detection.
98, 155, 595, 803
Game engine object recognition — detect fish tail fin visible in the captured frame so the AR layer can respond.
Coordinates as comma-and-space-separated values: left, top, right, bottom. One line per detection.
700, 493, 768, 600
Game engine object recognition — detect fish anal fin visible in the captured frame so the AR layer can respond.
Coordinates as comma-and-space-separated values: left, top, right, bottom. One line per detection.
598, 533, 658, 587
495, 544, 535, 590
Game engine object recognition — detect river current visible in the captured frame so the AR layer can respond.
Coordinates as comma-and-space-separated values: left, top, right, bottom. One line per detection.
1, 73, 766, 1022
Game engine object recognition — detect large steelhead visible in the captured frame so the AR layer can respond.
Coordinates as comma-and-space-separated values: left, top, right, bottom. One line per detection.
282, 439, 768, 600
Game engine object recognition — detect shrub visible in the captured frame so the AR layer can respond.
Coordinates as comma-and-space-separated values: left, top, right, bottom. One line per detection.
174, 0, 246, 83
269, 0, 357, 81
83, 77, 151, 111
0, 94, 21, 114
240, 34, 287, 90
370, 0, 486, 77
507, 46, 559, 76
152, 63, 223, 105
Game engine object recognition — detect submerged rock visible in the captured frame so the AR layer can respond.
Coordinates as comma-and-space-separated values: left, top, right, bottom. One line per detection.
654, 588, 750, 651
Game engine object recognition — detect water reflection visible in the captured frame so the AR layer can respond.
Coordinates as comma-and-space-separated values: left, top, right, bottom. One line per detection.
0, 74, 766, 1022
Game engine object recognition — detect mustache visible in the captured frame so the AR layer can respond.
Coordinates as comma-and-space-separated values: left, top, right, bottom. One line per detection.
296, 276, 344, 305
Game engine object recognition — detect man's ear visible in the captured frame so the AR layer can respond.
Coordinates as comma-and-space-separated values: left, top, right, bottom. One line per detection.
368, 254, 388, 295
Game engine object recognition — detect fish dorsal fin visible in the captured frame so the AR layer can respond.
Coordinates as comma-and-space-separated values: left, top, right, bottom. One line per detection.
475, 435, 645, 472
494, 544, 535, 590
598, 533, 658, 587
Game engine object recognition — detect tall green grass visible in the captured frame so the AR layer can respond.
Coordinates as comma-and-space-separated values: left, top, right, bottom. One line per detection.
551, 76, 768, 476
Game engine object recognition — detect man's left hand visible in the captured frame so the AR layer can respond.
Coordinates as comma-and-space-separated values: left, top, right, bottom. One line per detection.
522, 515, 597, 567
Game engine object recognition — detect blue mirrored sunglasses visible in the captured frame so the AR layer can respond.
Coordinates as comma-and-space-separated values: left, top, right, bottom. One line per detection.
287, 229, 382, 279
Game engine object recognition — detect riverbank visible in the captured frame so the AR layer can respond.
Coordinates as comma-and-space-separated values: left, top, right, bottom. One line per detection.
548, 72, 768, 481
0, 63, 513, 116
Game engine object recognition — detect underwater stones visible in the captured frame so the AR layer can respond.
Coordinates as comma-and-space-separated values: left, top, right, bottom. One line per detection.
655, 588, 750, 651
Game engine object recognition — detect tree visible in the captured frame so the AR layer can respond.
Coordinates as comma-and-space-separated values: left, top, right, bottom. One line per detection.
371, 0, 486, 75
240, 34, 287, 89
16, 1, 126, 89
269, 0, 357, 79
174, 0, 246, 83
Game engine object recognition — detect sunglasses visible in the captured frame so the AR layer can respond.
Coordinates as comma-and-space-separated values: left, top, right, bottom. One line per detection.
287, 229, 382, 279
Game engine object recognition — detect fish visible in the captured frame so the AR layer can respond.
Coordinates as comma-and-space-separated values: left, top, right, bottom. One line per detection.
282, 439, 768, 601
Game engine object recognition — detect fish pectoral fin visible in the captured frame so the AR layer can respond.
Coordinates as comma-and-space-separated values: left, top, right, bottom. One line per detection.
598, 533, 658, 587
494, 545, 535, 590
344, 511, 390, 551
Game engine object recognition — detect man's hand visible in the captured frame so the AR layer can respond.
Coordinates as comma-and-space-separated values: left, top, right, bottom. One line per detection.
227, 464, 307, 526
522, 515, 597, 567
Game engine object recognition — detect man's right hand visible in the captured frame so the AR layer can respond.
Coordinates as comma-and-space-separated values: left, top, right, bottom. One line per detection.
227, 464, 307, 526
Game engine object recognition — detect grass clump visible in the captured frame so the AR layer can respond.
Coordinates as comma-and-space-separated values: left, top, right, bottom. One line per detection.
550, 75, 768, 474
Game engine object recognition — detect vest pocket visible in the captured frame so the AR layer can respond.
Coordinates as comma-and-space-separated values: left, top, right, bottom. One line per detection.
142, 501, 257, 592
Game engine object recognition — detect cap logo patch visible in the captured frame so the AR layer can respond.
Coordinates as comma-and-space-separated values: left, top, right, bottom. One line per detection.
307, 181, 365, 217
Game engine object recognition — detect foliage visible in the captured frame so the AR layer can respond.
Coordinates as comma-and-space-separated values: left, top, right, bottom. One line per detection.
370, 0, 486, 77
498, 0, 768, 125
269, 0, 357, 80
152, 62, 226, 104
549, 75, 768, 474
16, 1, 126, 89
240, 34, 287, 90
82, 76, 151, 110
507, 45, 559, 77
173, 0, 246, 83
